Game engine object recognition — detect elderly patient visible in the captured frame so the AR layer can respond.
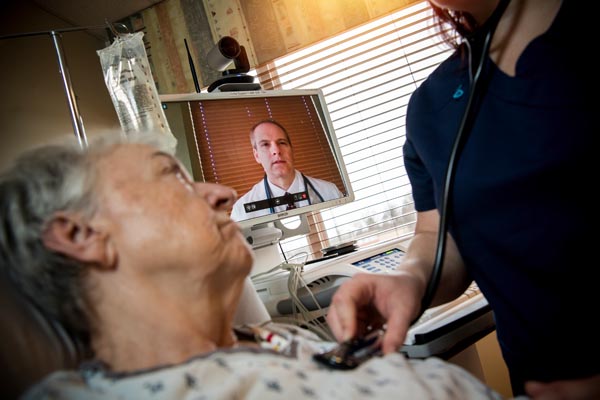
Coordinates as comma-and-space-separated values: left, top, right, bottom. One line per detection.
0, 133, 503, 399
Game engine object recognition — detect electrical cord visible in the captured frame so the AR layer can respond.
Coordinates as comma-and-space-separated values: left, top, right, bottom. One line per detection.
284, 262, 334, 340
412, 0, 511, 325
250, 259, 335, 341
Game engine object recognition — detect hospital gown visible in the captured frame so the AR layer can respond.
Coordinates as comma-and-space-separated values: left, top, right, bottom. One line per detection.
22, 324, 504, 400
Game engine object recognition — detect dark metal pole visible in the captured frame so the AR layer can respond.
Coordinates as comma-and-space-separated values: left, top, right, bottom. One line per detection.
50, 30, 88, 148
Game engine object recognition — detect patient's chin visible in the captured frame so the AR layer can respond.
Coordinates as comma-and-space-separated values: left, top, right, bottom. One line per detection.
226, 240, 254, 278
237, 234, 254, 273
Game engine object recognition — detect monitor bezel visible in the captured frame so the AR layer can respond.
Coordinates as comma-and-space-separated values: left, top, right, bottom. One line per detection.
159, 88, 354, 230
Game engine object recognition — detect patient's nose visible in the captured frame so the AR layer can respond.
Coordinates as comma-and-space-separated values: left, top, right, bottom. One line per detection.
195, 182, 237, 210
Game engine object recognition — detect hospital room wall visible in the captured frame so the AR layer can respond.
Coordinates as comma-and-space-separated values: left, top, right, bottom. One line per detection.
0, 1, 120, 173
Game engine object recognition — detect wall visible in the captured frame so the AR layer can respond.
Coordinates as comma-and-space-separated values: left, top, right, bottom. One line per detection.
124, 0, 419, 94
0, 0, 120, 172
235, 0, 417, 63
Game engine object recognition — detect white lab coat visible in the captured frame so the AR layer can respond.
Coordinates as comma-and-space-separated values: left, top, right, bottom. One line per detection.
230, 170, 342, 221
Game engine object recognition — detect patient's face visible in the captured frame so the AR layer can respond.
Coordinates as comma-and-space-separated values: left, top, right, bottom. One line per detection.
92, 143, 253, 284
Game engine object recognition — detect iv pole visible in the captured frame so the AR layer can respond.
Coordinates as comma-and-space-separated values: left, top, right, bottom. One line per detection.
0, 22, 129, 149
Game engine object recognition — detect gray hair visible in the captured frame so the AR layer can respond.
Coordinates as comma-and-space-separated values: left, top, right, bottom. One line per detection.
0, 131, 175, 347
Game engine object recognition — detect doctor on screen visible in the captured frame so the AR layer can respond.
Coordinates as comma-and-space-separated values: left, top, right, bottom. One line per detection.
230, 119, 342, 221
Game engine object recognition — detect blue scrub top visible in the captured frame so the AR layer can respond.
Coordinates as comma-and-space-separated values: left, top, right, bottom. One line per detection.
404, 0, 597, 389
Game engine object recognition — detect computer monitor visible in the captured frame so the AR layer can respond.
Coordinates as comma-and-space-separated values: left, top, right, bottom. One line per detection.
160, 89, 354, 272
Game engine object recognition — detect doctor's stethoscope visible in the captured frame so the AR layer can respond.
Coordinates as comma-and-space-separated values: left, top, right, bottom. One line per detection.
263, 173, 325, 214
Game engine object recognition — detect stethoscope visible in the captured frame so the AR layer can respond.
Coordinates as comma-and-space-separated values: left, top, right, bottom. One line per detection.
412, 0, 511, 324
263, 173, 325, 213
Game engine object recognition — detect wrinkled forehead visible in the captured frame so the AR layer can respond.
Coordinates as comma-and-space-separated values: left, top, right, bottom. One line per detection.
92, 143, 160, 188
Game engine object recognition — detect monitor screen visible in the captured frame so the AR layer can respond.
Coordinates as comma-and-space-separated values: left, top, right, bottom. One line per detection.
160, 89, 353, 230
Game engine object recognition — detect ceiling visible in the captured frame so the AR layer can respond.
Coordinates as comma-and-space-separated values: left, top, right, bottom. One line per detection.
32, 0, 163, 28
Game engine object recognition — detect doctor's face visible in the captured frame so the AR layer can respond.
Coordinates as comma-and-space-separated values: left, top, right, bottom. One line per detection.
91, 143, 253, 285
251, 122, 295, 181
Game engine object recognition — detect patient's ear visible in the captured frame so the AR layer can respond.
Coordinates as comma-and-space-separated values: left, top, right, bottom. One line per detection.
42, 212, 115, 269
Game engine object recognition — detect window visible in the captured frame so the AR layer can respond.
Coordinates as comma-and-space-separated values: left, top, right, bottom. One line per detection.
255, 1, 453, 260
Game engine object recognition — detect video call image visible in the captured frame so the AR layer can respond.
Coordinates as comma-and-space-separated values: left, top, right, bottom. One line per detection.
162, 92, 349, 223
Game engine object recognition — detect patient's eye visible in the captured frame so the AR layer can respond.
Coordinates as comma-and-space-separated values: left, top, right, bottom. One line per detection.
152, 152, 194, 191
162, 162, 194, 191
161, 162, 180, 176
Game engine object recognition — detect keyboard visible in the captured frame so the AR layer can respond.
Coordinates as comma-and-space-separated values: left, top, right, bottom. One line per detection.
404, 282, 489, 345
410, 282, 481, 325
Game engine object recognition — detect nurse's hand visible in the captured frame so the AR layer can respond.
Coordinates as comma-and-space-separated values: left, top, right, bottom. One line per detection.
326, 271, 424, 355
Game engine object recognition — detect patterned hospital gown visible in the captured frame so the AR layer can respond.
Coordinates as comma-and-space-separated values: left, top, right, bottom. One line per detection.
22, 324, 504, 400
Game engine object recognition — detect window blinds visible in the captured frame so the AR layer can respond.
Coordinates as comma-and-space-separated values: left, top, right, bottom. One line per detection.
254, 1, 453, 260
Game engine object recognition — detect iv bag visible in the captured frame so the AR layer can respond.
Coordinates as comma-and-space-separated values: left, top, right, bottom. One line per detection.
97, 32, 175, 143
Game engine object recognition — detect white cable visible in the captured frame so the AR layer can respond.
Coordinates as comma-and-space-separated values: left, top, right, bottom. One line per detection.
283, 263, 333, 340
249, 260, 335, 341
